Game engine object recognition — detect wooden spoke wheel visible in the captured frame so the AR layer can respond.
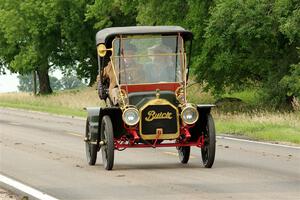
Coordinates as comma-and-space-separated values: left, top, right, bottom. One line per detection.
100, 116, 115, 170
85, 118, 98, 165
177, 146, 190, 164
201, 114, 216, 168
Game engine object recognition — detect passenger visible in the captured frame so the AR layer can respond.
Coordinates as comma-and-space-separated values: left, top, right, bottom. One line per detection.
147, 44, 175, 83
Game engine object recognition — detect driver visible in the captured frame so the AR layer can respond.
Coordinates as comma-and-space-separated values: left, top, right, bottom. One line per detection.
100, 43, 142, 105
120, 43, 144, 84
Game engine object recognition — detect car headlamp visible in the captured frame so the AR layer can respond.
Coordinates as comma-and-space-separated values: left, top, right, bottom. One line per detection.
122, 107, 140, 126
181, 105, 199, 125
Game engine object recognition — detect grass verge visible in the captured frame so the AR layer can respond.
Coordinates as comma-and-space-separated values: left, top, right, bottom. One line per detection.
214, 112, 300, 144
0, 86, 299, 145
0, 87, 103, 118
0, 101, 86, 117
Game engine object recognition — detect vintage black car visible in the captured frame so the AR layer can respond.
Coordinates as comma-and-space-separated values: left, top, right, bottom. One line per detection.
84, 26, 216, 170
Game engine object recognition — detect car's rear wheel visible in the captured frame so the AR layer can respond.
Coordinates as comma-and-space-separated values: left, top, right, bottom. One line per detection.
85, 118, 98, 165
178, 146, 190, 164
101, 116, 114, 170
201, 114, 216, 168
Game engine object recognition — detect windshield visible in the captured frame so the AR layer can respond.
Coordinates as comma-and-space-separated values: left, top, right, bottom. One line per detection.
112, 35, 184, 85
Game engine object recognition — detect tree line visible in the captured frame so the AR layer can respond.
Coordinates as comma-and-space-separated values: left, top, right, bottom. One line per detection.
0, 0, 299, 108
18, 73, 85, 92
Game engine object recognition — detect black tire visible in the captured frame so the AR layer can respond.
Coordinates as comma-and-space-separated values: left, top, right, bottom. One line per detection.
85, 118, 98, 165
101, 116, 114, 170
178, 146, 190, 164
201, 114, 216, 168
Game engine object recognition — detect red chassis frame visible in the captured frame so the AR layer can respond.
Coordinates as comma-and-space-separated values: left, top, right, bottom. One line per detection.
114, 124, 205, 150
115, 83, 204, 150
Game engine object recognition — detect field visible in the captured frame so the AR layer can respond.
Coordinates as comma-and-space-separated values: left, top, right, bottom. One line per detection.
0, 87, 101, 117
0, 84, 299, 145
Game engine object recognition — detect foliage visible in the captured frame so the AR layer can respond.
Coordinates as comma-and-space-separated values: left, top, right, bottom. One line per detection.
18, 73, 63, 92
195, 0, 300, 107
0, 0, 98, 93
134, 0, 187, 26
18, 73, 86, 92
18, 74, 36, 92
50, 76, 63, 91
280, 50, 300, 97
61, 75, 86, 90
85, 0, 137, 30
1, 0, 299, 109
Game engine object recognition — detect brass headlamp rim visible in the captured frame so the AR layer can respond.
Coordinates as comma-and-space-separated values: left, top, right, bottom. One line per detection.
180, 104, 199, 125
122, 106, 140, 126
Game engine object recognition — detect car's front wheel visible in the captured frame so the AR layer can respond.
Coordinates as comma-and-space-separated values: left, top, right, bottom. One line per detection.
201, 114, 216, 168
178, 146, 190, 164
101, 115, 114, 170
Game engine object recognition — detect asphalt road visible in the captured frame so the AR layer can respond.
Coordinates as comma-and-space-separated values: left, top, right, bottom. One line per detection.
0, 108, 299, 200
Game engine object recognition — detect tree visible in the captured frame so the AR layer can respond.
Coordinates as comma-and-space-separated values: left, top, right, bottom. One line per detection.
0, 0, 98, 94
86, 0, 137, 29
18, 74, 63, 92
18, 74, 35, 92
196, 0, 300, 107
0, 0, 60, 94
61, 75, 85, 89
83, 0, 138, 86
0, 61, 6, 75
132, 0, 188, 26
50, 76, 63, 91
121, 0, 216, 72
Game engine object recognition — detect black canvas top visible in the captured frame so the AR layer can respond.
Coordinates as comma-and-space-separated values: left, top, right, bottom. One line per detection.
96, 26, 193, 45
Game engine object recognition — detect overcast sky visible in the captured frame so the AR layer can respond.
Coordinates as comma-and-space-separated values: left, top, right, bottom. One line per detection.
0, 73, 19, 93
0, 70, 63, 93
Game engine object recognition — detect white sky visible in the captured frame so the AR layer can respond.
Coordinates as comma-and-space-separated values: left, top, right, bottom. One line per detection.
0, 73, 19, 93
0, 69, 63, 93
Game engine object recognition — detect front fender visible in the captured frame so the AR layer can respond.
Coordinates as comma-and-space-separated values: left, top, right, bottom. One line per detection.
188, 104, 215, 142
85, 106, 124, 141
85, 107, 101, 142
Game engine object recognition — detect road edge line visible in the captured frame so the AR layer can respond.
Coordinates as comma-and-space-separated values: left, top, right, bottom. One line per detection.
217, 136, 300, 149
0, 174, 59, 200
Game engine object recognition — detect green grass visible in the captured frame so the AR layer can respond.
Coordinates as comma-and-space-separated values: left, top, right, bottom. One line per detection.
0, 87, 103, 118
222, 88, 261, 105
0, 101, 86, 117
1, 85, 299, 145
215, 112, 300, 144
187, 82, 300, 144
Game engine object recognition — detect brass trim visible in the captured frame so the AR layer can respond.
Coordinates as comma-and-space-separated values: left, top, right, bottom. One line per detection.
180, 104, 199, 125
122, 107, 140, 126
156, 89, 160, 99
111, 35, 186, 86
114, 52, 181, 58
139, 98, 180, 140
175, 85, 185, 105
110, 56, 127, 109
97, 44, 113, 57
183, 52, 187, 103
119, 82, 182, 87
